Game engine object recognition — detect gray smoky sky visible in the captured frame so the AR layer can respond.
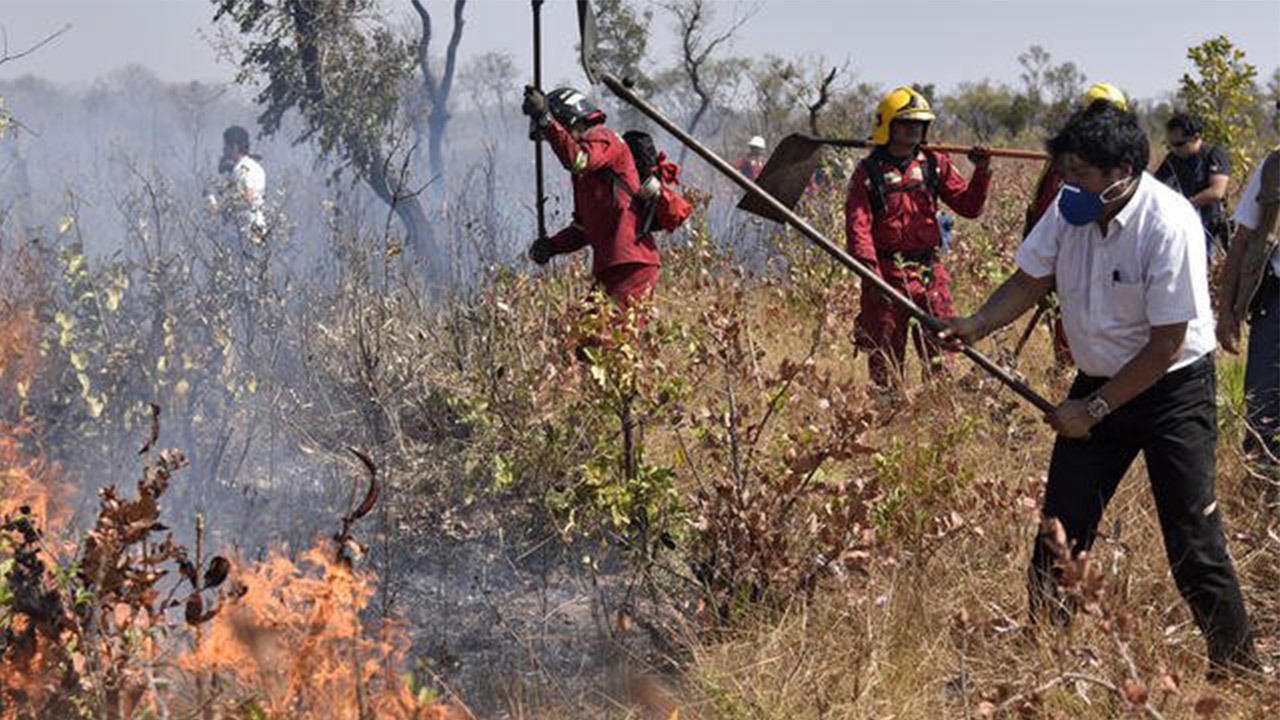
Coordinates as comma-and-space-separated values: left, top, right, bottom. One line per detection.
0, 0, 1277, 99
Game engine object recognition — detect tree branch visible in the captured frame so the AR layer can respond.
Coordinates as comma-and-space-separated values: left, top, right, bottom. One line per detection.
807, 64, 842, 135
0, 23, 71, 66
409, 0, 438, 100
439, 0, 467, 102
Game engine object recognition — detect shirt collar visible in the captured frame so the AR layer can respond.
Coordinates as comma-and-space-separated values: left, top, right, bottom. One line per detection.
1104, 172, 1149, 234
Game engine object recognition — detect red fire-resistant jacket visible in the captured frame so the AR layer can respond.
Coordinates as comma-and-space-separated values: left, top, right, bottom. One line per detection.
544, 119, 660, 277
844, 149, 991, 276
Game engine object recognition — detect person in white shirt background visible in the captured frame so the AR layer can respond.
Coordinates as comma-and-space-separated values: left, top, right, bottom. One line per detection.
212, 125, 267, 240
940, 103, 1259, 677
1217, 143, 1279, 483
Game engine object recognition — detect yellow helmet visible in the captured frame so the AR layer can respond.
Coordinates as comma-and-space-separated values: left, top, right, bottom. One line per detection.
1081, 81, 1128, 111
871, 86, 936, 145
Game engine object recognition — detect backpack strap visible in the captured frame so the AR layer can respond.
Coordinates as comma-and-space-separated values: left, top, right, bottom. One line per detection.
858, 148, 890, 216
921, 149, 939, 200
593, 130, 661, 235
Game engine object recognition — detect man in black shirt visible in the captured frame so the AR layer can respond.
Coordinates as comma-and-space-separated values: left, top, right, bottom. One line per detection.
1155, 113, 1232, 254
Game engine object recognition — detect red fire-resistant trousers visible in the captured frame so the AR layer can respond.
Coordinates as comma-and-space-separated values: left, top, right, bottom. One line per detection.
597, 262, 660, 326
855, 259, 955, 387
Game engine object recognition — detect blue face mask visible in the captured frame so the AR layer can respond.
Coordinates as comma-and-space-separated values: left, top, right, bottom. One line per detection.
1058, 176, 1134, 226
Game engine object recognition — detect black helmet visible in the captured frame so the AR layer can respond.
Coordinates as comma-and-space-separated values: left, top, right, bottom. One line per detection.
547, 87, 606, 128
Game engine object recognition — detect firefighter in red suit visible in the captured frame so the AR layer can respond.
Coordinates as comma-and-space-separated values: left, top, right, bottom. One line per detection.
846, 86, 992, 388
1023, 82, 1129, 366
522, 86, 660, 316
734, 135, 768, 180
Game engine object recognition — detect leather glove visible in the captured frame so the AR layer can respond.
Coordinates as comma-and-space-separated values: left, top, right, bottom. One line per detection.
528, 236, 554, 265
522, 86, 549, 122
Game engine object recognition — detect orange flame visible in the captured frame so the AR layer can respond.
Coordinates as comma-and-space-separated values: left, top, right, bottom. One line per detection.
182, 544, 465, 719
1, 283, 68, 536
3, 250, 463, 718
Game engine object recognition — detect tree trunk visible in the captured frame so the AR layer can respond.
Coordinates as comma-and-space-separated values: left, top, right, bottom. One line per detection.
411, 0, 467, 185
366, 150, 443, 283
679, 97, 711, 164
427, 107, 448, 184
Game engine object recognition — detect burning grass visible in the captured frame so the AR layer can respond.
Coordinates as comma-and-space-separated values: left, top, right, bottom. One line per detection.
2, 290, 465, 719
0, 440, 467, 719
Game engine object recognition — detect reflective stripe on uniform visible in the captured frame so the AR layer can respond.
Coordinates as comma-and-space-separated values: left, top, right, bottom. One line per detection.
571, 151, 589, 174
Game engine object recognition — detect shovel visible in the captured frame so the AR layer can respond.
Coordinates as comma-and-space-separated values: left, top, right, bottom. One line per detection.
738, 133, 1049, 223
574, 1, 1055, 415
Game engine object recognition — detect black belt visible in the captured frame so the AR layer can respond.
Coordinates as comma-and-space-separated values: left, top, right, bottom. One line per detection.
1080, 353, 1213, 384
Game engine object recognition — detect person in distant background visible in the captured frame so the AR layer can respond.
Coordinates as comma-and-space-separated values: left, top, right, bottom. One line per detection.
1155, 112, 1231, 256
210, 125, 267, 241
734, 135, 768, 180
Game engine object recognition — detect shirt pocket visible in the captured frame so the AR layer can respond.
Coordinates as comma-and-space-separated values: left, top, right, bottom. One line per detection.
1099, 281, 1147, 334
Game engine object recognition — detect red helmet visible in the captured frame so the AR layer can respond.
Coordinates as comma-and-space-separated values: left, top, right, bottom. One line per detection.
547, 87, 606, 128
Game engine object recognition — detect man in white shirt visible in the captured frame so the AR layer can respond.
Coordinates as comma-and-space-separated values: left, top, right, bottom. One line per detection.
941, 104, 1258, 675
218, 125, 267, 239
1217, 147, 1279, 477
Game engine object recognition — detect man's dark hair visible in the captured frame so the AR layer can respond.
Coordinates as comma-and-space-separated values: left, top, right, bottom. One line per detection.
1165, 112, 1203, 137
223, 125, 251, 154
1047, 103, 1149, 175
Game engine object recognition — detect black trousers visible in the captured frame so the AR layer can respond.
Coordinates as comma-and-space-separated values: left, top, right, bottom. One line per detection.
1028, 355, 1257, 668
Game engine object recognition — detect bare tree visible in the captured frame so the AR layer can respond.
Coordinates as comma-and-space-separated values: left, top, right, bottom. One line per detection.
408, 0, 467, 184
1017, 44, 1051, 128
799, 60, 845, 136
1044, 60, 1087, 128
662, 0, 758, 158
457, 50, 518, 129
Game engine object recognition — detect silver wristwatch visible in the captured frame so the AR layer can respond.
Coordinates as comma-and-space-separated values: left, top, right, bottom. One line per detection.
1086, 393, 1112, 420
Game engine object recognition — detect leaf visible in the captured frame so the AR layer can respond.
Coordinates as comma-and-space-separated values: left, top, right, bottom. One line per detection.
178, 559, 197, 585
493, 454, 515, 490
347, 447, 379, 521
70, 350, 89, 371
1122, 678, 1148, 707
1193, 695, 1224, 717
184, 593, 204, 625
204, 556, 231, 589
105, 285, 123, 312
58, 215, 76, 235
241, 702, 269, 720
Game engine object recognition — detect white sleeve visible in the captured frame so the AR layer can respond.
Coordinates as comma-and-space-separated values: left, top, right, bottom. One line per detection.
1231, 164, 1263, 230
1014, 207, 1059, 279
234, 160, 266, 196
1144, 212, 1208, 326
